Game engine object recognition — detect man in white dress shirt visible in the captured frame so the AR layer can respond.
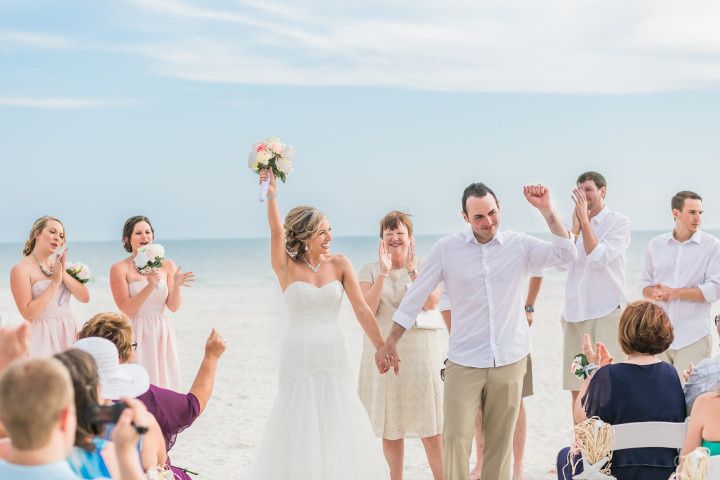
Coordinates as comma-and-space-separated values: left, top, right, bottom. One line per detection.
640, 190, 720, 378
375, 182, 577, 480
561, 171, 631, 408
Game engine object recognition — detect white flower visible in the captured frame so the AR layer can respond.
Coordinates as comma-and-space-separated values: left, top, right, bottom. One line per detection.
256, 150, 273, 166
275, 157, 293, 174
150, 244, 165, 259
283, 145, 295, 161
247, 151, 258, 169
134, 251, 149, 268
268, 141, 284, 155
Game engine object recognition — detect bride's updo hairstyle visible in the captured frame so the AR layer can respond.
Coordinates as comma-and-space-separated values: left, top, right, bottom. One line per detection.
122, 215, 155, 253
284, 205, 326, 263
23, 216, 65, 256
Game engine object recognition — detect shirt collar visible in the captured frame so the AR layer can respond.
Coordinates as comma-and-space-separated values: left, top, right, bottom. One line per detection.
463, 229, 504, 245
591, 206, 610, 224
665, 230, 702, 244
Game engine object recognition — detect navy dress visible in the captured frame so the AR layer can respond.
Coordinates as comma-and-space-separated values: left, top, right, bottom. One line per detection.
557, 362, 686, 480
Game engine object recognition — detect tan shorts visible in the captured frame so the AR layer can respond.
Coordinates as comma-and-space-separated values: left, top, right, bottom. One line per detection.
659, 334, 713, 381
522, 354, 533, 398
562, 307, 623, 391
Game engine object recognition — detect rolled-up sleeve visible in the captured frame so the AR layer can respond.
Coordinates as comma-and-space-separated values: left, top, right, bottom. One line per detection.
524, 233, 577, 272
699, 241, 720, 302
392, 241, 444, 329
585, 216, 631, 270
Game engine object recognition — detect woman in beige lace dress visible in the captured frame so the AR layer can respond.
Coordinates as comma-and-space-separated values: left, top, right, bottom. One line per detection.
358, 211, 444, 480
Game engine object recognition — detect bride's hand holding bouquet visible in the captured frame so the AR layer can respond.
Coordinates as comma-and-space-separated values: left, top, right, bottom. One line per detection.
248, 136, 294, 202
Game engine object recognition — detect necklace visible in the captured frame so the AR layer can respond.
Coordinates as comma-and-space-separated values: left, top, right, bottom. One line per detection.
32, 253, 53, 276
304, 257, 323, 273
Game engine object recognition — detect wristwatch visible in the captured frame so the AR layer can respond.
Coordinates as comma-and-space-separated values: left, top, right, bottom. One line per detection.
524, 305, 534, 313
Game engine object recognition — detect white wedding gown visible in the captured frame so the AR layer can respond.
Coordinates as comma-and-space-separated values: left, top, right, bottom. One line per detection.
252, 280, 389, 479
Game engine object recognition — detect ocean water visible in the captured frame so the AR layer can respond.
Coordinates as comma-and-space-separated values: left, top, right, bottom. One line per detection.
1, 231, 718, 480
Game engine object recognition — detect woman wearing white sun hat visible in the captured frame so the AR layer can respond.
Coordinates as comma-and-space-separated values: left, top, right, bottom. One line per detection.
72, 337, 167, 472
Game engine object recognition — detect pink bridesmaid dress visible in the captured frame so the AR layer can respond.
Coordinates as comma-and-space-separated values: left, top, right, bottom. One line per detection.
128, 279, 181, 390
28, 279, 78, 357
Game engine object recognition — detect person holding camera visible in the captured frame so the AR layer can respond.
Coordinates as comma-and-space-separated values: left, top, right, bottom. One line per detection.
0, 357, 147, 480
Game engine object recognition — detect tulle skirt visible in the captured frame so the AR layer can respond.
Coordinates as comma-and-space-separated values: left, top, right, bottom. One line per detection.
252, 371, 390, 480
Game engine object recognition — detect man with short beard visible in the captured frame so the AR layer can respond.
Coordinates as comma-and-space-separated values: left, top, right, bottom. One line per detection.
640, 190, 720, 378
560, 171, 631, 415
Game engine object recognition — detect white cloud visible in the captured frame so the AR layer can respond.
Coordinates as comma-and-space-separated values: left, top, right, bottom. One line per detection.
0, 30, 77, 49
0, 97, 131, 109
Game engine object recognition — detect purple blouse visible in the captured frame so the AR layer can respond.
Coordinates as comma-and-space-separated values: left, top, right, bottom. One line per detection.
137, 384, 201, 480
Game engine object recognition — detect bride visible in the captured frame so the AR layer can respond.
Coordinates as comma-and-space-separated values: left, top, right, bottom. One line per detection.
252, 170, 392, 479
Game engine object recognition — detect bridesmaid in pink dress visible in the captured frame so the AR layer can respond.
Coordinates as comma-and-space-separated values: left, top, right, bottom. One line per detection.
10, 216, 90, 357
109, 216, 194, 390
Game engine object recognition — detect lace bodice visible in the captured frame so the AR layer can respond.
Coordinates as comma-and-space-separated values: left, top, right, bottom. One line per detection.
279, 280, 352, 386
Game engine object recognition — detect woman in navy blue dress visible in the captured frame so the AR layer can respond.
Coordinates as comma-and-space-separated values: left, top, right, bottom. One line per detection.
557, 300, 686, 480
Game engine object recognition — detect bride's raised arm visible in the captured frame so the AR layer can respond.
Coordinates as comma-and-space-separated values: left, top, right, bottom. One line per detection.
335, 256, 385, 350
261, 169, 288, 280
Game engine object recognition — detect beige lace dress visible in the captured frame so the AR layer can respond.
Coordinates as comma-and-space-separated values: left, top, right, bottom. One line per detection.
357, 262, 444, 440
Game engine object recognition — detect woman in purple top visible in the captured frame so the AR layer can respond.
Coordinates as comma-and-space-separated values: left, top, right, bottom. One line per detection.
77, 312, 227, 479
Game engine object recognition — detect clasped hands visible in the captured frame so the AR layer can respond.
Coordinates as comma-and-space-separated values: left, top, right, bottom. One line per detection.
375, 340, 400, 375
650, 284, 677, 302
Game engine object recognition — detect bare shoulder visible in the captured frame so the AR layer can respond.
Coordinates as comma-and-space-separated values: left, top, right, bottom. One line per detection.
110, 258, 130, 274
694, 391, 720, 411
10, 259, 31, 278
328, 254, 352, 269
163, 258, 177, 271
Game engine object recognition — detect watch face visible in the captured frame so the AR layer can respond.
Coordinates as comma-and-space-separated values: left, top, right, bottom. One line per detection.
715, 315, 720, 326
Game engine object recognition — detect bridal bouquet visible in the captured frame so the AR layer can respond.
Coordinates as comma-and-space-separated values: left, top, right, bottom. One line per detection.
134, 244, 165, 274
66, 262, 91, 283
248, 136, 294, 202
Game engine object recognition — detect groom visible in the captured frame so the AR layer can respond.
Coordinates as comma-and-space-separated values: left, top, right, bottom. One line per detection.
376, 183, 576, 480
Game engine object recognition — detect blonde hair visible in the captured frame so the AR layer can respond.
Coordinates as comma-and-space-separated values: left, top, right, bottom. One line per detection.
284, 205, 327, 263
23, 216, 65, 256
78, 312, 134, 363
0, 358, 74, 449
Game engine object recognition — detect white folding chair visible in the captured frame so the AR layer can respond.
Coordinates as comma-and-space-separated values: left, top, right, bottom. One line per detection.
708, 455, 720, 478
611, 421, 688, 451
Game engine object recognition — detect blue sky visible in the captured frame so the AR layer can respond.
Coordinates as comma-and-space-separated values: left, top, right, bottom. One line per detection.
1, 0, 720, 242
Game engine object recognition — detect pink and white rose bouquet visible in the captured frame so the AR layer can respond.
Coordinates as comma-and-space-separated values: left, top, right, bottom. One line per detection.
66, 262, 91, 284
248, 136, 294, 202
134, 244, 165, 274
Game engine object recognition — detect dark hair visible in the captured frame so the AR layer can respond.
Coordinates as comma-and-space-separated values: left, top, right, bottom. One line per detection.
617, 301, 674, 356
461, 183, 498, 215
671, 191, 702, 212
53, 349, 104, 452
122, 216, 154, 253
576, 171, 606, 190
379, 211, 413, 238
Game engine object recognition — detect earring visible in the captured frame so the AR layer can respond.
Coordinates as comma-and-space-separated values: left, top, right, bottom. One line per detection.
304, 245, 309, 251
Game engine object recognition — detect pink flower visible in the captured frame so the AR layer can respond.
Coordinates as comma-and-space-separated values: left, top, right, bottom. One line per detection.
256, 143, 267, 152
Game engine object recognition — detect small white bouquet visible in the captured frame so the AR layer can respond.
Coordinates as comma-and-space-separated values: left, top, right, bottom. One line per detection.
134, 244, 165, 274
248, 136, 294, 202
66, 262, 91, 284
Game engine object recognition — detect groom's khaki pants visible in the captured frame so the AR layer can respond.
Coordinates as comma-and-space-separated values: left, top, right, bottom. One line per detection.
443, 356, 527, 480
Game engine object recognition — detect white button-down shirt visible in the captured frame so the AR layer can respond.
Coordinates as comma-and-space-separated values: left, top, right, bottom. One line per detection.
393, 229, 577, 368
562, 207, 631, 322
639, 230, 720, 349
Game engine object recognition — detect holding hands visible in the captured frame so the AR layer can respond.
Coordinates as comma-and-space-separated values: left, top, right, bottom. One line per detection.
375, 341, 400, 375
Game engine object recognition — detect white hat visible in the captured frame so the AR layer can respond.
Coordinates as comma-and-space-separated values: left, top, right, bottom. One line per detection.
73, 337, 150, 400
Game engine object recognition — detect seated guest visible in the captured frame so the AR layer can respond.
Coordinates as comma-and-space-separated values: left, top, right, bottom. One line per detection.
77, 312, 226, 480
557, 300, 686, 480
679, 387, 720, 458
682, 318, 720, 412
72, 337, 167, 473
0, 323, 30, 449
0, 357, 79, 479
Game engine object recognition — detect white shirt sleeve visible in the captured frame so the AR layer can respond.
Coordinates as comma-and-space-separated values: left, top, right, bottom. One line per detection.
698, 240, 720, 302
523, 232, 577, 273
392, 241, 444, 329
585, 215, 631, 270
639, 242, 655, 291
